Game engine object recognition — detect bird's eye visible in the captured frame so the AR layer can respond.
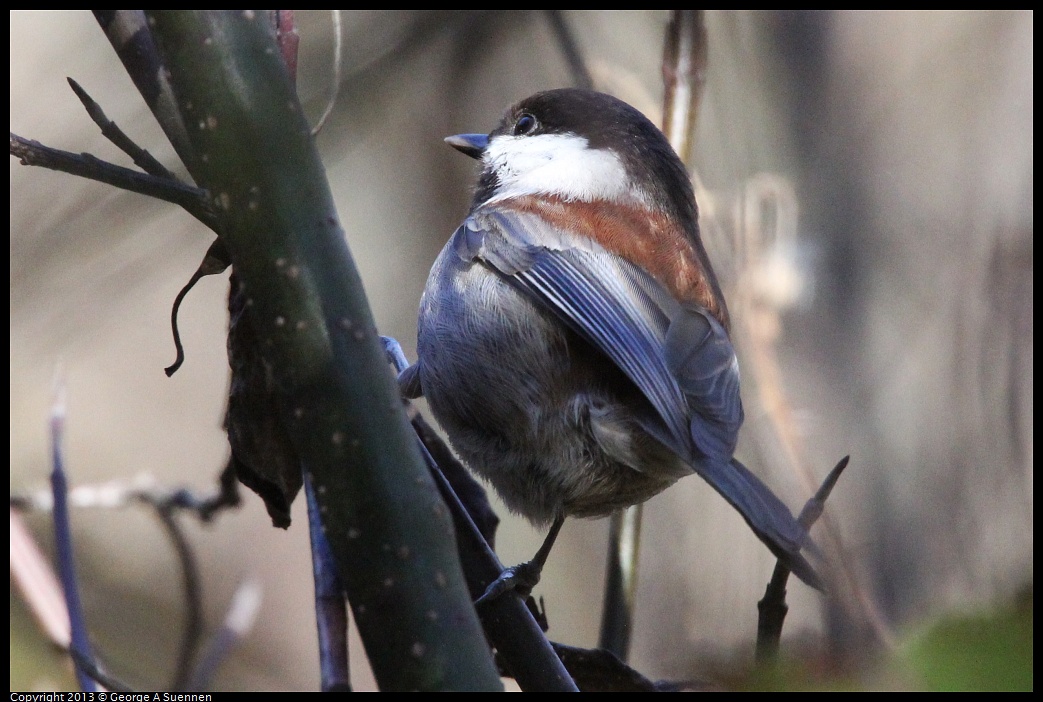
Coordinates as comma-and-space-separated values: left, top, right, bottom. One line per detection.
513, 113, 538, 136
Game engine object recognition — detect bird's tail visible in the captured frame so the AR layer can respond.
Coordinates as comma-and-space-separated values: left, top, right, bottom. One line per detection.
697, 457, 822, 590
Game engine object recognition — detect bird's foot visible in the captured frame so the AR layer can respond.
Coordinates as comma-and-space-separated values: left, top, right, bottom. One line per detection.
475, 560, 544, 606
379, 335, 410, 373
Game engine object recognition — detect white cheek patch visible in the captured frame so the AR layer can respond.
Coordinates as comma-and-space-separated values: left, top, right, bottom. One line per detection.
484, 133, 645, 205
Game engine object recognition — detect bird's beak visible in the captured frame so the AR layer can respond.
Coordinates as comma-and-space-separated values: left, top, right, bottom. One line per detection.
444, 133, 489, 160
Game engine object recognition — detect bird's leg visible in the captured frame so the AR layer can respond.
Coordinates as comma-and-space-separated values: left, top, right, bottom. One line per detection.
476, 515, 565, 606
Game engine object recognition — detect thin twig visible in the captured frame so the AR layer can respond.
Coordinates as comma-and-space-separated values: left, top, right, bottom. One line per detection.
185, 579, 262, 691
13, 465, 243, 689
756, 456, 850, 662
15, 466, 255, 691
67, 77, 178, 181
137, 497, 205, 691
10, 133, 216, 230
661, 10, 707, 166
49, 372, 97, 692
795, 456, 849, 528
12, 472, 242, 523
68, 647, 135, 693
17, 80, 226, 379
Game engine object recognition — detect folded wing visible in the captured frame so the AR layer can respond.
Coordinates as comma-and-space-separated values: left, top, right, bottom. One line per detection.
453, 207, 820, 588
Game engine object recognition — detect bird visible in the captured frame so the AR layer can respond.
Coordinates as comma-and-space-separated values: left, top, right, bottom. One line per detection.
397, 88, 820, 598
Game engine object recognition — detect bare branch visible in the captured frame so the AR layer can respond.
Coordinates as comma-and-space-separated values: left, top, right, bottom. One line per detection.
10, 132, 216, 229
756, 456, 850, 661
67, 77, 177, 180
662, 10, 708, 167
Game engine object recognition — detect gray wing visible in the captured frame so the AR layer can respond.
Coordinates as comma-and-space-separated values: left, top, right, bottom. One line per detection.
455, 208, 741, 466
453, 208, 821, 588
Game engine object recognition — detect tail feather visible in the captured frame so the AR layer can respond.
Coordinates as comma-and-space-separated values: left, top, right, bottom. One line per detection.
695, 457, 822, 590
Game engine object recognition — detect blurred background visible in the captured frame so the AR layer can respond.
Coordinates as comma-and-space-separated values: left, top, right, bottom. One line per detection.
10, 10, 1032, 690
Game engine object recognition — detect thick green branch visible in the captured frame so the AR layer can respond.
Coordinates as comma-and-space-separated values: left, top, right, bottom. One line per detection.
146, 10, 500, 691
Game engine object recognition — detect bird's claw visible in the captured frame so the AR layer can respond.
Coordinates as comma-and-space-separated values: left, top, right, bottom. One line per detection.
475, 561, 543, 606
380, 335, 410, 373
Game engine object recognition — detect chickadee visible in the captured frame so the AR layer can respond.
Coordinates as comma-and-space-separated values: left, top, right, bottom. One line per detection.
399, 88, 819, 594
